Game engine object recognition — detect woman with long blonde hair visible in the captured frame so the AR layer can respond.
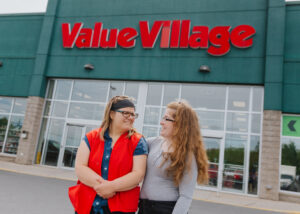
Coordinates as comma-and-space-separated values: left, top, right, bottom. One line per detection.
139, 100, 208, 214
69, 96, 148, 214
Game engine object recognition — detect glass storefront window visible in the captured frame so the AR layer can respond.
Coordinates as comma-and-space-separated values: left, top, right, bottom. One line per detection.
12, 98, 27, 114
281, 137, 300, 193
252, 87, 263, 112
72, 80, 108, 102
0, 115, 9, 152
251, 113, 261, 134
146, 84, 162, 106
125, 83, 139, 103
54, 80, 72, 100
0, 97, 27, 154
223, 134, 247, 192
181, 85, 226, 110
43, 119, 64, 166
163, 84, 180, 106
226, 112, 249, 133
0, 97, 12, 113
197, 111, 224, 131
38, 80, 263, 196
52, 101, 68, 118
228, 87, 250, 111
4, 116, 24, 154
109, 82, 124, 99
68, 102, 104, 120
144, 107, 160, 125
248, 135, 259, 195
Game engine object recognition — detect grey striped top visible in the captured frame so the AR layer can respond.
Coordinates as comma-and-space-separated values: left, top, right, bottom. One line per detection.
140, 137, 198, 214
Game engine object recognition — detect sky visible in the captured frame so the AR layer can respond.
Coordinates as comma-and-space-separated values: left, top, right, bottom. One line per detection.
0, 0, 48, 14
0, 0, 299, 14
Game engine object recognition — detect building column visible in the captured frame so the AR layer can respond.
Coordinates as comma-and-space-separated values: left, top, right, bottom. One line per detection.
259, 110, 281, 200
15, 96, 44, 164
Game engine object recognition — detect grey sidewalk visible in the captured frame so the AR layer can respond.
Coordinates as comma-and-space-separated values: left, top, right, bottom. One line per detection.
0, 160, 300, 214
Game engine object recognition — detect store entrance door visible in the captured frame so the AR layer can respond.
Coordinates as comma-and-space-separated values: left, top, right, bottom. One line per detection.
57, 122, 98, 168
198, 131, 224, 191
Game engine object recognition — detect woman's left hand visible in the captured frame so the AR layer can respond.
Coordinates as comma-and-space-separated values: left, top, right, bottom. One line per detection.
94, 179, 116, 199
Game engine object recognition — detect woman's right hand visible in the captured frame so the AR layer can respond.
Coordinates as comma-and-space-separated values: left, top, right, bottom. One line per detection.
94, 178, 116, 199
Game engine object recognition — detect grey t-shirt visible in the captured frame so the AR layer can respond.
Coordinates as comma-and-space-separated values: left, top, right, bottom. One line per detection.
140, 137, 198, 214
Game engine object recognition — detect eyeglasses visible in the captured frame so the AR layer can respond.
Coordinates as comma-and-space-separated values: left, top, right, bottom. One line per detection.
115, 110, 139, 119
162, 116, 175, 122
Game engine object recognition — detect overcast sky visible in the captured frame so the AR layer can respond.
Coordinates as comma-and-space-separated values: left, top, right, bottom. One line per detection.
0, 0, 48, 14
0, 0, 299, 14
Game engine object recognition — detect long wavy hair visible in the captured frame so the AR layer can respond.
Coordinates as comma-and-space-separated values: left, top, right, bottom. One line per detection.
162, 100, 209, 186
99, 96, 136, 140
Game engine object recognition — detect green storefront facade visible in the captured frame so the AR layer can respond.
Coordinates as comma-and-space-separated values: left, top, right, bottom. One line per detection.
0, 0, 300, 203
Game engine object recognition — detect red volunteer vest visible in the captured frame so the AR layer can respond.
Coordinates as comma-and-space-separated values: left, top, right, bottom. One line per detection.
69, 128, 142, 214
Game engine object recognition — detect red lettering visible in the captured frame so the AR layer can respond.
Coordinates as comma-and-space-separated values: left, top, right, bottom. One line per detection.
170, 20, 181, 48
139, 21, 164, 48
160, 21, 171, 48
189, 26, 209, 49
179, 20, 191, 48
100, 29, 118, 48
75, 28, 93, 48
62, 23, 83, 48
91, 23, 102, 48
231, 25, 256, 48
207, 26, 231, 56
118, 27, 138, 48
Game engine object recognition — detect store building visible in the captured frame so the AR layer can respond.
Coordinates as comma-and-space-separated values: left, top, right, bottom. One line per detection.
0, 0, 300, 203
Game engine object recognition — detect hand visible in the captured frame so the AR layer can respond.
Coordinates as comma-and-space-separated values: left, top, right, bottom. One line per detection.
94, 179, 116, 199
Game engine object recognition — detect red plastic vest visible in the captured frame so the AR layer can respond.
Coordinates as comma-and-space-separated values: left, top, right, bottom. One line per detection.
69, 128, 142, 214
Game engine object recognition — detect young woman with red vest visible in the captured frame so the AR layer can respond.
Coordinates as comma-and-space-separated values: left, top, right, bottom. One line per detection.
69, 96, 148, 214
139, 101, 209, 214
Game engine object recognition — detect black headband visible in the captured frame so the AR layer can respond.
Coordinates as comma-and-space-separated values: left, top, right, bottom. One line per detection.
111, 99, 135, 111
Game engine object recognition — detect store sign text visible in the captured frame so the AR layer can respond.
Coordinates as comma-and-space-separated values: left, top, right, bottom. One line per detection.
62, 20, 256, 56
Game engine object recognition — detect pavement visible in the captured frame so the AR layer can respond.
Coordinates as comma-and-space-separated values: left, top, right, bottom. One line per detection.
1, 160, 300, 214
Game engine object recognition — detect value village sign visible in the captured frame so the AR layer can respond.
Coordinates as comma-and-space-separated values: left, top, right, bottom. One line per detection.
62, 20, 256, 56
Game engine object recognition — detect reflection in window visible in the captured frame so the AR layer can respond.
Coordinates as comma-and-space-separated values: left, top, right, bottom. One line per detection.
0, 97, 12, 113
54, 80, 72, 100
0, 97, 27, 155
4, 116, 24, 154
125, 83, 139, 103
43, 119, 64, 166
144, 107, 160, 125
52, 101, 68, 118
281, 137, 300, 193
252, 87, 263, 112
0, 115, 9, 152
251, 114, 261, 134
109, 82, 124, 99
68, 103, 104, 121
72, 80, 108, 102
181, 85, 226, 110
12, 98, 27, 114
228, 87, 250, 111
143, 126, 158, 138
223, 134, 246, 192
163, 84, 179, 106
146, 84, 162, 106
226, 112, 249, 133
248, 136, 260, 195
197, 111, 224, 131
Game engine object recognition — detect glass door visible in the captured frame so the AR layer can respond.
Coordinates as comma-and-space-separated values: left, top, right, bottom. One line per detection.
199, 131, 224, 191
59, 124, 85, 168
222, 134, 247, 193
